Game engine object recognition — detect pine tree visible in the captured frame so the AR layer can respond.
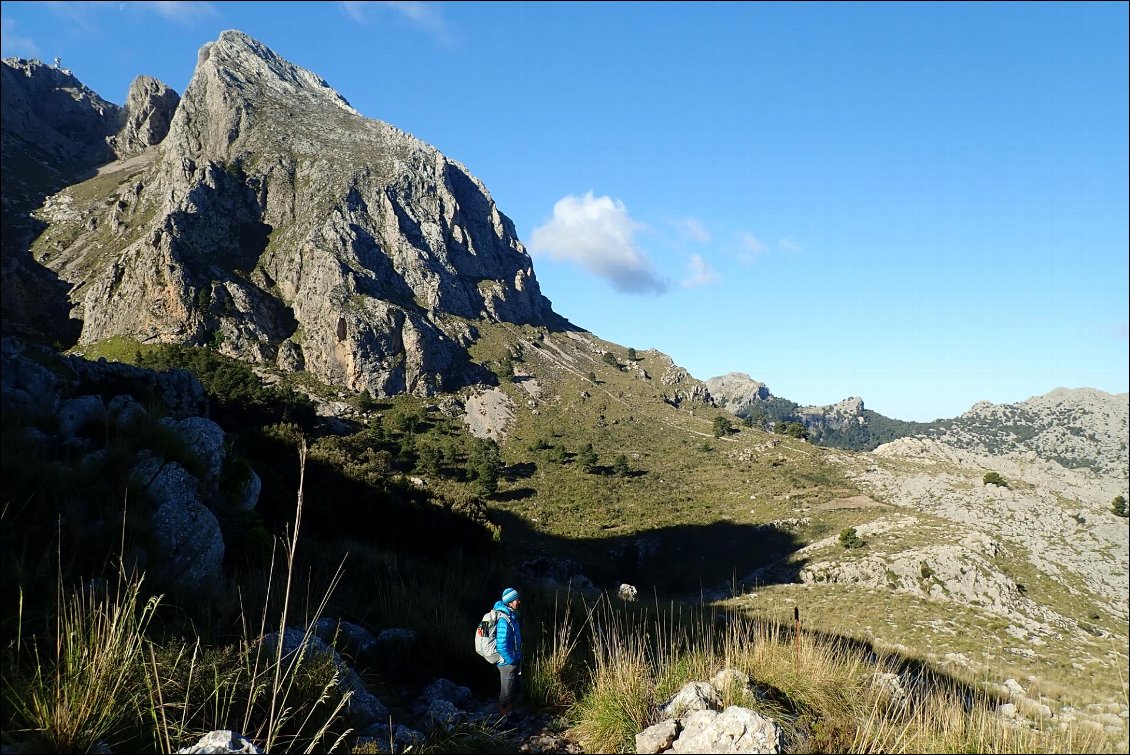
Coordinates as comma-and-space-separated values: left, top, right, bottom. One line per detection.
578, 443, 598, 473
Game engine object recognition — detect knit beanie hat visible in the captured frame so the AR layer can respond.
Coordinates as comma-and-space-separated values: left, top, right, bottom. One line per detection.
501, 587, 520, 604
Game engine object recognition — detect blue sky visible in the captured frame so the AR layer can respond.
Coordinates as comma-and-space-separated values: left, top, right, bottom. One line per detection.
3, 1, 1127, 421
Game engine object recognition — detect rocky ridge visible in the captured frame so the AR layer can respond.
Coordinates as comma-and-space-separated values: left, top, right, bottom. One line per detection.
1, 57, 123, 344
926, 387, 1129, 479
22, 30, 568, 399
741, 387, 1129, 636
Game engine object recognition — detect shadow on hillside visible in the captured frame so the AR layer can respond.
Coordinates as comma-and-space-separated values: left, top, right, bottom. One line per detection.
494, 487, 536, 502
488, 509, 810, 599
503, 461, 537, 480
738, 613, 1005, 716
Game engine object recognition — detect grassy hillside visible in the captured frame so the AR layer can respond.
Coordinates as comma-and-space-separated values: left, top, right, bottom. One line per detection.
2, 329, 1126, 752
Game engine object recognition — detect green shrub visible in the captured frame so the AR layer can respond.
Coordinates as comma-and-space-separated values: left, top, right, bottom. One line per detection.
137, 345, 316, 430
468, 438, 502, 496
1112, 495, 1128, 518
578, 443, 598, 473
838, 527, 866, 549
773, 421, 809, 439
982, 472, 1008, 488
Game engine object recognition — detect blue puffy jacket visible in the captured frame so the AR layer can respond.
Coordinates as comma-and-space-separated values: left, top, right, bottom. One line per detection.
492, 600, 522, 666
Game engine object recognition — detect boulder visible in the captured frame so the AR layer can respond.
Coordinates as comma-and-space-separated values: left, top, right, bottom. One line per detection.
660, 681, 722, 719
635, 720, 679, 754
670, 706, 781, 754
175, 730, 262, 754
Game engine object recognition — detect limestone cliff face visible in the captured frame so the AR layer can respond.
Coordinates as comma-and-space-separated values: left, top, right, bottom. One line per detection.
31, 30, 565, 397
1, 58, 125, 343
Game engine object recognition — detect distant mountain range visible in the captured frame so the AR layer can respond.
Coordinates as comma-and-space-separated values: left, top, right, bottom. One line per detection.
704, 372, 1129, 470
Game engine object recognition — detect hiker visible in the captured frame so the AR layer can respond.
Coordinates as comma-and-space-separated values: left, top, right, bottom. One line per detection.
494, 587, 523, 717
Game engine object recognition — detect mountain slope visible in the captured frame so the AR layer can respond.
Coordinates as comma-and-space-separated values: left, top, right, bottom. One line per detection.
921, 387, 1130, 478
0, 57, 123, 344
27, 30, 568, 398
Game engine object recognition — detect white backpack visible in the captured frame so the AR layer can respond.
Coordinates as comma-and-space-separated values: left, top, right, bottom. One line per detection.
474, 609, 506, 664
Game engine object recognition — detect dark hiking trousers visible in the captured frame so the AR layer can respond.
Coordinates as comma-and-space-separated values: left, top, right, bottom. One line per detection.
499, 664, 520, 709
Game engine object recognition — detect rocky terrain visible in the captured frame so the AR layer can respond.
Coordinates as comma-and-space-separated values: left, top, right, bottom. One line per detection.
705, 371, 937, 451
713, 386, 1129, 743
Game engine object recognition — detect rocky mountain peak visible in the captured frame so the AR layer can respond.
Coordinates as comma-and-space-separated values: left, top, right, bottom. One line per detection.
22, 30, 567, 398
108, 75, 181, 158
168, 29, 361, 165
204, 29, 359, 116
704, 372, 771, 413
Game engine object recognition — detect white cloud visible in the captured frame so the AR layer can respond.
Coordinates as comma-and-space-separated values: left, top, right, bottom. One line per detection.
341, 1, 373, 22
735, 231, 766, 263
681, 254, 719, 288
42, 1, 103, 31
139, 2, 220, 24
341, 1, 454, 45
529, 192, 668, 295
675, 217, 711, 244
1, 18, 41, 59
778, 236, 803, 252
39, 2, 216, 30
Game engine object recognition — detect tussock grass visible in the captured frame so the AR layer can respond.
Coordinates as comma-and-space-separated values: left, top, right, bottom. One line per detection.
2, 575, 157, 753
523, 591, 1124, 754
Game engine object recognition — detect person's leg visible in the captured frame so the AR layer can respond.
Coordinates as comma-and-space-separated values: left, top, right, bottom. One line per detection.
498, 664, 517, 716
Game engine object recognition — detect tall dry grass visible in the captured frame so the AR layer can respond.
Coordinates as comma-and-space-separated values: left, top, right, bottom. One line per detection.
3, 439, 356, 753
2, 575, 158, 752
527, 592, 1121, 754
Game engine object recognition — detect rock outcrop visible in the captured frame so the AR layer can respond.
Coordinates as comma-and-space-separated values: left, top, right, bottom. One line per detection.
25, 30, 569, 399
797, 395, 865, 425
705, 372, 770, 414
659, 356, 713, 408
636, 675, 783, 754
109, 75, 181, 157
1, 337, 255, 594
